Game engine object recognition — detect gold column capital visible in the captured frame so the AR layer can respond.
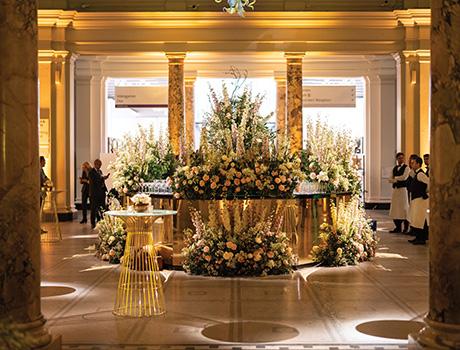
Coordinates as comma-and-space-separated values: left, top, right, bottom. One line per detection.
166, 52, 187, 63
185, 76, 197, 86
285, 52, 305, 62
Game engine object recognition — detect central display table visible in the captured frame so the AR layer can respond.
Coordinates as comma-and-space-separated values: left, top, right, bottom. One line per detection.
145, 192, 352, 267
105, 209, 177, 317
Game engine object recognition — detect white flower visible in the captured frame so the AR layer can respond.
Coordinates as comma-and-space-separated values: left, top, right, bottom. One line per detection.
131, 193, 151, 205
309, 172, 317, 180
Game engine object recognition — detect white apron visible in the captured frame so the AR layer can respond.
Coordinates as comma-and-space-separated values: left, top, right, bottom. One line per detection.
408, 197, 428, 229
389, 187, 409, 220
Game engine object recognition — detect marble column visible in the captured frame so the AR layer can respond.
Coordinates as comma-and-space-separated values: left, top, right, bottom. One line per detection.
0, 0, 57, 348
409, 0, 460, 348
167, 53, 186, 156
275, 77, 287, 146
185, 77, 196, 149
285, 53, 304, 152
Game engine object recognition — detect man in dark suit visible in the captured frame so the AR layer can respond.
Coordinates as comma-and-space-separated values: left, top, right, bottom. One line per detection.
89, 159, 110, 229
40, 156, 50, 234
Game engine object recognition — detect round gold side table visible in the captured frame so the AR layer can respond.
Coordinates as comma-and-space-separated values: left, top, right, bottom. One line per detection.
105, 209, 177, 317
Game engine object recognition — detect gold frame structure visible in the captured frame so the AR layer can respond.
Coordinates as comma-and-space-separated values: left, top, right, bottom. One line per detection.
106, 210, 176, 317
40, 190, 63, 243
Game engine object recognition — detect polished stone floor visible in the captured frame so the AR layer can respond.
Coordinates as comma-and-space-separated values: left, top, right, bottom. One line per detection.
41, 211, 428, 350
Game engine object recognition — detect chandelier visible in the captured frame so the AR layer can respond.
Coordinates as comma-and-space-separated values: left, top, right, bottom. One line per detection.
214, 0, 256, 16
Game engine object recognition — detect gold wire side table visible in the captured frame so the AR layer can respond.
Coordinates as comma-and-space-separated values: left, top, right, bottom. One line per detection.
105, 209, 177, 317
40, 189, 63, 243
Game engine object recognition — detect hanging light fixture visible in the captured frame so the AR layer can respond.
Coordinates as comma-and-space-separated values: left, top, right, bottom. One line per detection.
214, 0, 256, 16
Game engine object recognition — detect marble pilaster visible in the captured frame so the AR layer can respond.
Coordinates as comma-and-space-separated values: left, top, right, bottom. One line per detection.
285, 53, 304, 152
397, 50, 431, 157
185, 77, 196, 149
0, 0, 55, 348
409, 0, 460, 348
275, 77, 287, 146
51, 53, 77, 216
167, 53, 186, 156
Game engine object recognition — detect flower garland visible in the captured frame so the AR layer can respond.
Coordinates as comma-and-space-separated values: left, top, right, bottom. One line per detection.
110, 125, 177, 195
301, 118, 361, 194
311, 196, 377, 267
173, 82, 304, 199
182, 201, 295, 276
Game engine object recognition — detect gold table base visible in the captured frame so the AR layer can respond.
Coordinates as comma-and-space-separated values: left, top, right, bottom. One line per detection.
105, 210, 177, 318
40, 190, 62, 243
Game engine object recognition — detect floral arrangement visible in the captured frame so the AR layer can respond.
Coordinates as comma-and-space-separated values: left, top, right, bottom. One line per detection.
311, 196, 377, 267
95, 199, 127, 264
173, 80, 304, 199
301, 118, 361, 194
182, 201, 295, 277
214, 0, 256, 16
130, 193, 151, 206
110, 125, 177, 195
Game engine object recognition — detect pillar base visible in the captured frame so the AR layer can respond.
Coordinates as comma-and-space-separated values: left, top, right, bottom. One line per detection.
409, 317, 460, 349
39, 335, 62, 350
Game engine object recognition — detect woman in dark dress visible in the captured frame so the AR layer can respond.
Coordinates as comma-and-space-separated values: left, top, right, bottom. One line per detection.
80, 162, 91, 224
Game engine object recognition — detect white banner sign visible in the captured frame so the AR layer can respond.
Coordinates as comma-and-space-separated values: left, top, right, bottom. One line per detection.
115, 86, 168, 108
303, 86, 356, 108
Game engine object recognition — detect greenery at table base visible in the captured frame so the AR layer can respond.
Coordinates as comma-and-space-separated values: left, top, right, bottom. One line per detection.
110, 125, 177, 196
182, 201, 295, 277
311, 196, 377, 267
95, 214, 127, 264
301, 118, 361, 195
0, 319, 37, 350
173, 78, 304, 200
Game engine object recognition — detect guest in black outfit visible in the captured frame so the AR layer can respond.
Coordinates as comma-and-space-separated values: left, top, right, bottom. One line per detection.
89, 159, 110, 229
40, 156, 50, 207
407, 156, 429, 245
79, 161, 91, 224
40, 156, 50, 234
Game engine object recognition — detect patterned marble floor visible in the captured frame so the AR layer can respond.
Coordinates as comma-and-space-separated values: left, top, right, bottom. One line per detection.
41, 211, 428, 350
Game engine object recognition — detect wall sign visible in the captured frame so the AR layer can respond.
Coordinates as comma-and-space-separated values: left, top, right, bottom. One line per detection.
115, 86, 168, 108
303, 86, 356, 108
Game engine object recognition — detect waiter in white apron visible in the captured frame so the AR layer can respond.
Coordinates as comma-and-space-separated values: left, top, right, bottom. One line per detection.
389, 152, 410, 233
407, 156, 429, 245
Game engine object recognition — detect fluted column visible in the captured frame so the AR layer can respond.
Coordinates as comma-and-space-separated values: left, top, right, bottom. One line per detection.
275, 76, 287, 146
185, 77, 196, 149
397, 51, 431, 157
167, 53, 186, 156
0, 0, 56, 348
51, 53, 77, 217
285, 53, 304, 152
409, 0, 460, 348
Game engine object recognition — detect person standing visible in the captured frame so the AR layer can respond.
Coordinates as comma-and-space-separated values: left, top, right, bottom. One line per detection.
407, 156, 429, 245
79, 162, 91, 224
423, 153, 430, 176
89, 159, 110, 229
389, 152, 410, 233
39, 156, 50, 234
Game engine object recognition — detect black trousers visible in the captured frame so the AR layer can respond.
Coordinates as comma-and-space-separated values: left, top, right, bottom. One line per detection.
81, 191, 89, 221
90, 194, 106, 227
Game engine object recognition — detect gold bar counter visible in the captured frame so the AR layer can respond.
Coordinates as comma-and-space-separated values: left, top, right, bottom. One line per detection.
150, 193, 351, 267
